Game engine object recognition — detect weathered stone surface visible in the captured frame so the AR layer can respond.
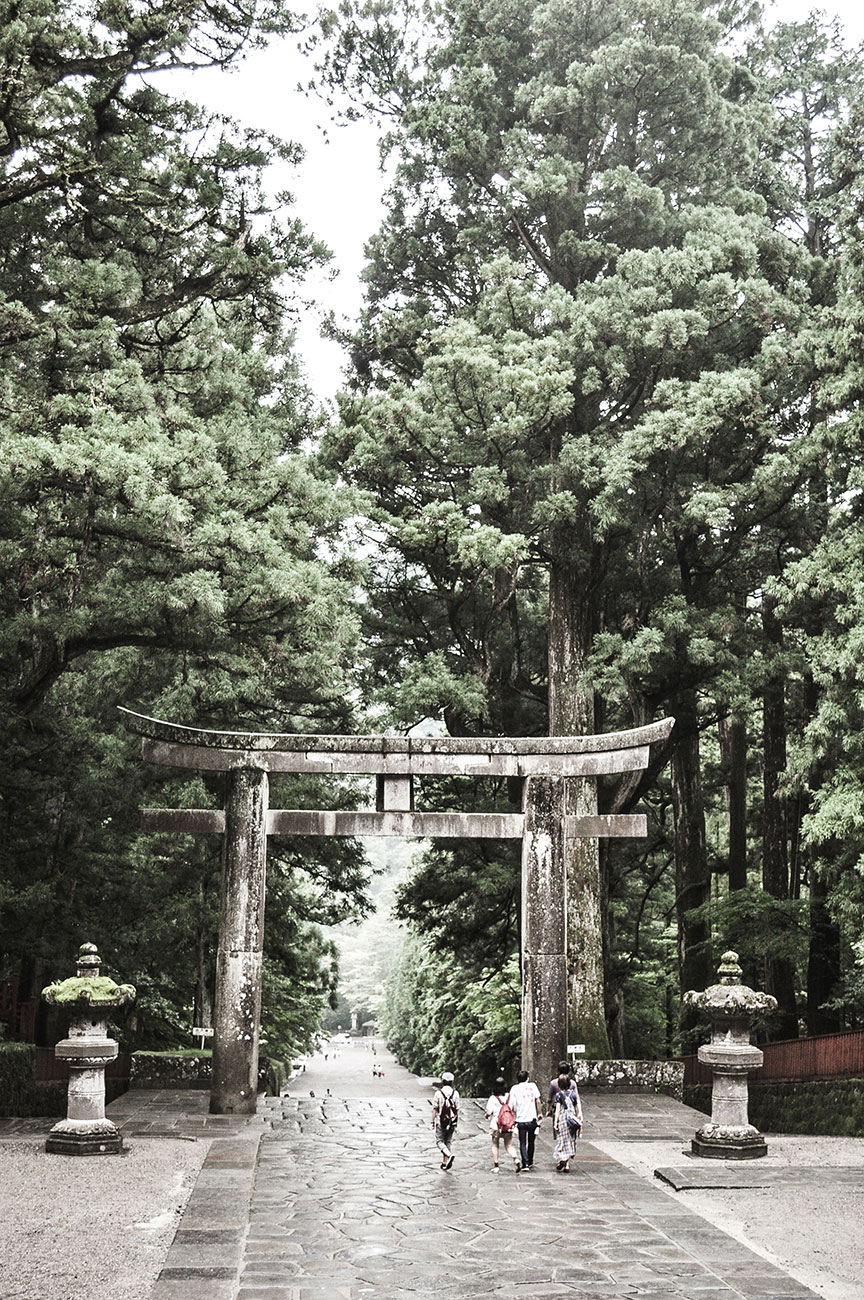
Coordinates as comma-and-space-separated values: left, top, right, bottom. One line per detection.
691, 1124, 768, 1159
130, 1053, 212, 1090
573, 1059, 686, 1102
129, 709, 672, 1112
142, 808, 648, 840
121, 706, 674, 758
210, 766, 268, 1115
115, 1070, 825, 1300
685, 952, 776, 1160
42, 943, 135, 1156
522, 776, 568, 1080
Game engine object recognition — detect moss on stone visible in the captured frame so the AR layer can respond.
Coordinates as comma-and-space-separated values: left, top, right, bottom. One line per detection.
42, 975, 135, 1005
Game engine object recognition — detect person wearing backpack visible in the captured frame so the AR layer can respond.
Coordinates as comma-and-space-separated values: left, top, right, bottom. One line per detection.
484, 1076, 520, 1173
508, 1068, 543, 1171
551, 1072, 584, 1173
432, 1070, 460, 1169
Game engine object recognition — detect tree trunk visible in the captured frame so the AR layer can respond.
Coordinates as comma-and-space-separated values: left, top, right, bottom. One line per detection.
761, 594, 799, 1040
671, 694, 712, 1052
807, 864, 842, 1035
719, 712, 748, 891
547, 558, 610, 1058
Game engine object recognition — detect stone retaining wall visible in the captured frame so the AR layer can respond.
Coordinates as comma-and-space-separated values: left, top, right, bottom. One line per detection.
129, 1052, 212, 1090
129, 1051, 285, 1094
686, 1077, 864, 1135
572, 1059, 685, 1101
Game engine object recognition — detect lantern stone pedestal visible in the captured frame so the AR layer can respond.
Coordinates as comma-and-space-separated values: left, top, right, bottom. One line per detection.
684, 951, 777, 1160
41, 943, 135, 1156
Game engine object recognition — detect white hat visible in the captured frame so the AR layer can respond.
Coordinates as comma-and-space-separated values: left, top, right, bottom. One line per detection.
441, 1071, 455, 1083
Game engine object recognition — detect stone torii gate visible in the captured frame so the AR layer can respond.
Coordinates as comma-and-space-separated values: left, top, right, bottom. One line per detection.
121, 708, 672, 1113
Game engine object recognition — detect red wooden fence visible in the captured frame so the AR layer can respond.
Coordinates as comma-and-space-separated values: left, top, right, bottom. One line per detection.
681, 1028, 864, 1087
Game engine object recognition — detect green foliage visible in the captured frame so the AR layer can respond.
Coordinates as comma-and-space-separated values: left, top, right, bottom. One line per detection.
42, 975, 134, 1005
0, 0, 368, 1052
382, 931, 520, 1092
260, 1055, 289, 1096
0, 1043, 64, 1118
315, 0, 864, 1051
689, 885, 809, 973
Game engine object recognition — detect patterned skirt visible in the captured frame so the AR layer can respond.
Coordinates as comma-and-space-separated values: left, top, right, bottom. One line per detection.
553, 1119, 580, 1161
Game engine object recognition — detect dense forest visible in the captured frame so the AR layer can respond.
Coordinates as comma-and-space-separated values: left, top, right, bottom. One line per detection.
3, 0, 864, 1088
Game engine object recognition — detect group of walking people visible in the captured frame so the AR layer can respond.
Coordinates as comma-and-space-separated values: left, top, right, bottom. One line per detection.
430, 1060, 584, 1174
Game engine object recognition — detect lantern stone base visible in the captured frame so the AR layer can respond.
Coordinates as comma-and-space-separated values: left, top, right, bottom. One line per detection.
691, 1122, 767, 1160
45, 1118, 124, 1157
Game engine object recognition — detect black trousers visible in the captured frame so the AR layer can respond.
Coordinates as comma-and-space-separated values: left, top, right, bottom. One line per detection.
516, 1118, 537, 1167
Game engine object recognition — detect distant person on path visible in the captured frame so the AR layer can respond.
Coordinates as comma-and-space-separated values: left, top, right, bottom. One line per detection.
484, 1076, 520, 1173
550, 1072, 583, 1173
432, 1071, 460, 1169
508, 1068, 542, 1170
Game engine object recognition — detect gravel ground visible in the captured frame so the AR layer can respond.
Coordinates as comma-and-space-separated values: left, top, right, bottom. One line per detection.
593, 1134, 864, 1300
0, 1136, 209, 1300
4, 1074, 862, 1300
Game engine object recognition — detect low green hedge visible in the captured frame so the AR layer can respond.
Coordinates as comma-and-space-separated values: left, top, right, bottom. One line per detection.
685, 1078, 864, 1136
0, 1043, 65, 1118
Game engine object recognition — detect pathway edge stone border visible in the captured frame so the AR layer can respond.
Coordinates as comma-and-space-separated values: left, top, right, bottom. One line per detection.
149, 1127, 264, 1300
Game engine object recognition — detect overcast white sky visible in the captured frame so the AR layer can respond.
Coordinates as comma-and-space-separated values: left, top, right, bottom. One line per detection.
177, 0, 864, 402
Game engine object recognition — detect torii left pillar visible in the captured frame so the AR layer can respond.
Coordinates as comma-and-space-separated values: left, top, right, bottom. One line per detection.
210, 763, 269, 1114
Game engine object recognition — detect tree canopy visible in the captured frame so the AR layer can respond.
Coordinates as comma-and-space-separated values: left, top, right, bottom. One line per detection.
5, 0, 864, 1075
0, 0, 367, 1060
312, 0, 864, 1060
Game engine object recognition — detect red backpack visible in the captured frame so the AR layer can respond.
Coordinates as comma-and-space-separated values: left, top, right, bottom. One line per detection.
496, 1094, 516, 1132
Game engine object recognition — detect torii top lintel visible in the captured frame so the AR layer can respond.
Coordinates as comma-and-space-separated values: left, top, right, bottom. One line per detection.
119, 707, 674, 779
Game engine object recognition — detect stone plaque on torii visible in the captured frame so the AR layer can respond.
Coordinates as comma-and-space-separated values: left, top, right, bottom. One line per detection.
121, 707, 672, 1113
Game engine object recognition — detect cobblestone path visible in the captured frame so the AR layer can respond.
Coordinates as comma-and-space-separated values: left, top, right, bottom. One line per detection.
236, 1093, 820, 1300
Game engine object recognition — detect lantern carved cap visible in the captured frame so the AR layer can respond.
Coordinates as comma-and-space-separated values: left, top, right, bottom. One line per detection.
683, 950, 777, 1018
42, 943, 136, 1009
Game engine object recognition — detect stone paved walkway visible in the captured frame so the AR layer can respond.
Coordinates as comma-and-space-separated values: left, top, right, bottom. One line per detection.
145, 1037, 824, 1300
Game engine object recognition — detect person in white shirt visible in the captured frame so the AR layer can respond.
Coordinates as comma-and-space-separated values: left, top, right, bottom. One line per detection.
507, 1068, 542, 1170
484, 1076, 520, 1173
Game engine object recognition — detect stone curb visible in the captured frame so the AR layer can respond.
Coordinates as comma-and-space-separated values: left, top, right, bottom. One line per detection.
655, 1163, 864, 1190
149, 1128, 264, 1300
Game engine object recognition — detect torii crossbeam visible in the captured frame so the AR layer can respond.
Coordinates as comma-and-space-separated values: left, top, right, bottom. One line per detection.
121, 708, 673, 1112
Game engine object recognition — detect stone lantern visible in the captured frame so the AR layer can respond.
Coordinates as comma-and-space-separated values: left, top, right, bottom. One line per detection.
683, 950, 777, 1159
42, 943, 136, 1156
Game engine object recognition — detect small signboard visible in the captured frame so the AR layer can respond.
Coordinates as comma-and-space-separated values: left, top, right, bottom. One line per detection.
193, 1026, 214, 1049
568, 1043, 586, 1054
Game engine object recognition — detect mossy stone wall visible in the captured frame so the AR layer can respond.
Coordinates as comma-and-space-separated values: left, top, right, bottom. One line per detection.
685, 1078, 864, 1136
130, 1050, 287, 1096
130, 1050, 212, 1089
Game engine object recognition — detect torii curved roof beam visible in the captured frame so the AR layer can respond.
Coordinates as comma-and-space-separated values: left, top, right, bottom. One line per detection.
119, 707, 674, 778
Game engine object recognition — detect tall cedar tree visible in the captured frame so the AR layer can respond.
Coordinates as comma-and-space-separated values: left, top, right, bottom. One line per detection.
318, 0, 822, 1050
0, 0, 366, 1051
